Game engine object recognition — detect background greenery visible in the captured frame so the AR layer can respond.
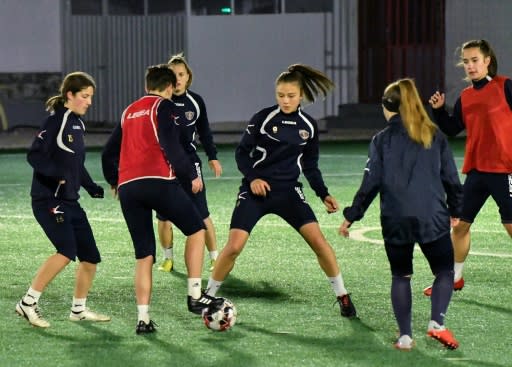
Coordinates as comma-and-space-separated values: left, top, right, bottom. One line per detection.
0, 141, 510, 367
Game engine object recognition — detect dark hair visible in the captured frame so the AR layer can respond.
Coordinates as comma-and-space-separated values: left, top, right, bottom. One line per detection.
168, 52, 193, 88
458, 39, 498, 78
275, 64, 334, 103
145, 64, 177, 92
383, 78, 436, 148
45, 71, 96, 112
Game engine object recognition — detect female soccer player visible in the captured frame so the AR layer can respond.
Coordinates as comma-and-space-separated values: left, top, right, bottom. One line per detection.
424, 39, 512, 296
17, 72, 110, 328
205, 64, 357, 319
157, 53, 221, 273
102, 65, 223, 334
340, 78, 463, 350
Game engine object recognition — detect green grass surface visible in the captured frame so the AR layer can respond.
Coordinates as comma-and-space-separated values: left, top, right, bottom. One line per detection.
0, 140, 510, 367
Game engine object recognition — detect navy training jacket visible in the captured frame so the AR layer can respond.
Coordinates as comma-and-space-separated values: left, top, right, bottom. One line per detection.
343, 115, 463, 244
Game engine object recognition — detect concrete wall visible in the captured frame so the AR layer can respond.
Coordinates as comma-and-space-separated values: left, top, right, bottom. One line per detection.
0, 0, 61, 72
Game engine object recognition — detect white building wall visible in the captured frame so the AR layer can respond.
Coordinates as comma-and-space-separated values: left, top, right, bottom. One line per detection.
187, 14, 330, 123
444, 0, 512, 104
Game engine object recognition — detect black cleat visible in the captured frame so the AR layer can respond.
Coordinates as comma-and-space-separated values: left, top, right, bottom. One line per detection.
187, 294, 225, 315
336, 294, 357, 318
136, 320, 157, 334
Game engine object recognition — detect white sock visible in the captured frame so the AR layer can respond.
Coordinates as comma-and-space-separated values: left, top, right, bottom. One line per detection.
188, 278, 202, 299
71, 297, 87, 313
206, 278, 223, 296
328, 274, 348, 297
209, 250, 218, 261
23, 287, 42, 304
164, 247, 173, 259
454, 262, 464, 281
137, 305, 150, 323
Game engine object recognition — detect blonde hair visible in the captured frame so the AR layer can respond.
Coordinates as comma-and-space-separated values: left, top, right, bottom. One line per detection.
167, 52, 193, 89
383, 78, 437, 148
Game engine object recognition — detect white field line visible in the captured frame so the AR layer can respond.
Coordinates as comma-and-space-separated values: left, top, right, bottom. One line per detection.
1, 214, 509, 258
348, 227, 512, 258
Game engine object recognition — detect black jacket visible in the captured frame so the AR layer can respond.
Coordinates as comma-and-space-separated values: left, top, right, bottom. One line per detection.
343, 115, 463, 244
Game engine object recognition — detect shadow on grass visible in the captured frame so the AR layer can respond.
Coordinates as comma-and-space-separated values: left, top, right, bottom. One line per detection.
458, 298, 512, 315
225, 318, 509, 367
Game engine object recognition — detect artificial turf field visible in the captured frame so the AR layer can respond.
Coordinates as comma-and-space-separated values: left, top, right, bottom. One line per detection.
0, 140, 510, 367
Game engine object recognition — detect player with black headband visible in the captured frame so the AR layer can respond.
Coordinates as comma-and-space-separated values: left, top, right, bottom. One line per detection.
340, 78, 463, 350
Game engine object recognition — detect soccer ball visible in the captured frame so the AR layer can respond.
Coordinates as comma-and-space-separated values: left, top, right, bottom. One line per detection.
202, 298, 237, 331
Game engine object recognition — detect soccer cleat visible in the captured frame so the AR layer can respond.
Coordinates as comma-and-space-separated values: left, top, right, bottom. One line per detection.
423, 277, 465, 297
336, 294, 357, 318
394, 335, 415, 351
427, 320, 459, 349
136, 320, 157, 334
187, 293, 225, 315
69, 308, 111, 322
16, 300, 50, 328
158, 258, 174, 272
209, 259, 216, 272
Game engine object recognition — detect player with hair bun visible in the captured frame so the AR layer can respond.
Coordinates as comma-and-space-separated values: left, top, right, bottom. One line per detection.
156, 52, 221, 274
205, 63, 357, 319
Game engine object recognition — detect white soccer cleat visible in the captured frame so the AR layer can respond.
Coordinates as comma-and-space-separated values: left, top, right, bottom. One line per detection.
69, 308, 111, 322
394, 335, 414, 351
16, 300, 50, 328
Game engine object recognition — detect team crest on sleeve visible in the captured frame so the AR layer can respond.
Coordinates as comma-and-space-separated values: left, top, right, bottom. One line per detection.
298, 129, 309, 140
185, 111, 195, 121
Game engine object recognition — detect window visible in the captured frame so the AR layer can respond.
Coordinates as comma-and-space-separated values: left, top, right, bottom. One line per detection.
108, 0, 144, 15
70, 0, 102, 15
148, 0, 186, 15
285, 0, 332, 13
191, 0, 232, 15
234, 0, 279, 14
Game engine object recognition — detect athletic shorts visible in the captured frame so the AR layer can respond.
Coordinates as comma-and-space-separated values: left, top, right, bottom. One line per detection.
32, 199, 101, 263
229, 183, 317, 233
384, 233, 453, 276
119, 179, 205, 259
156, 157, 209, 221
461, 170, 512, 223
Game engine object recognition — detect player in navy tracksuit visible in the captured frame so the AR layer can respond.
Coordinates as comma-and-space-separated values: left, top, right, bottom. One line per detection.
340, 78, 463, 350
101, 65, 223, 334
205, 64, 357, 319
156, 53, 221, 273
16, 72, 110, 328
425, 39, 512, 296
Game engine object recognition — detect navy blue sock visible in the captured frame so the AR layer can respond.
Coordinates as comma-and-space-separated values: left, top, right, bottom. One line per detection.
391, 275, 412, 336
430, 270, 454, 325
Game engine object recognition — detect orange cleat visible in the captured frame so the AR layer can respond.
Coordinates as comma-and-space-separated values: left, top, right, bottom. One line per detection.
423, 277, 464, 297
427, 324, 459, 350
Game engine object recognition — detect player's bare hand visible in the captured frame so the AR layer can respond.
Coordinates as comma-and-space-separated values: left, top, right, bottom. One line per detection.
428, 91, 445, 109
450, 217, 460, 228
191, 177, 203, 193
250, 178, 271, 196
339, 219, 352, 238
323, 195, 339, 213
208, 160, 223, 177
110, 185, 119, 200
